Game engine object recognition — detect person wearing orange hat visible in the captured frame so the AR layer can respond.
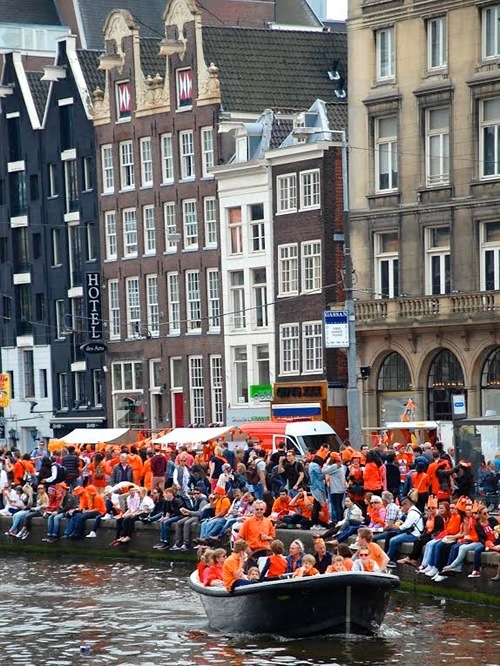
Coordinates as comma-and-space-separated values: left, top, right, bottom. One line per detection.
196, 486, 231, 543
69, 485, 106, 539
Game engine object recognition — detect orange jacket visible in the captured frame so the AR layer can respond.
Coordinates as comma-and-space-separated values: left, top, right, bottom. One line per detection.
263, 554, 288, 578
128, 453, 144, 485
412, 472, 430, 493
142, 459, 153, 490
363, 462, 384, 491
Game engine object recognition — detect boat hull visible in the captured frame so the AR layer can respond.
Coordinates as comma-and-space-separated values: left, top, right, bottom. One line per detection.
188, 571, 399, 637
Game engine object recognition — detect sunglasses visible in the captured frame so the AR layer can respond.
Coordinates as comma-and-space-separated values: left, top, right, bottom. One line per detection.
359, 553, 369, 557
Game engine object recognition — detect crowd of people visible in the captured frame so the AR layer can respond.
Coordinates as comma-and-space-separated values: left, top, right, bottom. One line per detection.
0, 435, 499, 581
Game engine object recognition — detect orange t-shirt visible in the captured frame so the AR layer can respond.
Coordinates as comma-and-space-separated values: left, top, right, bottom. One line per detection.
81, 493, 106, 514
264, 554, 288, 578
293, 566, 319, 578
272, 496, 291, 516
128, 454, 144, 485
343, 557, 354, 571
239, 515, 275, 551
412, 472, 430, 493
293, 495, 313, 520
214, 496, 231, 518
367, 541, 388, 570
363, 463, 383, 491
14, 460, 35, 484
142, 459, 153, 490
222, 553, 245, 591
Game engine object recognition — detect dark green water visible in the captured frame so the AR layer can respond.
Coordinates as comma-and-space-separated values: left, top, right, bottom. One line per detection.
0, 555, 498, 665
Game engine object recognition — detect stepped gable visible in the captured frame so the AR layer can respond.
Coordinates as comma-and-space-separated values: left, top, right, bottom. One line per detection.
202, 26, 347, 113
77, 49, 105, 94
25, 71, 50, 122
76, 0, 165, 50
140, 38, 165, 78
0, 0, 62, 25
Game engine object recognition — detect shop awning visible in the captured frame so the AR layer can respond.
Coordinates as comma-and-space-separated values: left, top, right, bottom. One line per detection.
54, 428, 131, 444
154, 426, 232, 446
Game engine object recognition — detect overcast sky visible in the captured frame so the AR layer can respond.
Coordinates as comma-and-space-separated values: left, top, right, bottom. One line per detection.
327, 0, 347, 20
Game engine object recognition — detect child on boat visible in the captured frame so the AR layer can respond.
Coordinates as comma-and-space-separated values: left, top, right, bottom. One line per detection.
293, 553, 319, 578
260, 539, 288, 579
326, 555, 346, 573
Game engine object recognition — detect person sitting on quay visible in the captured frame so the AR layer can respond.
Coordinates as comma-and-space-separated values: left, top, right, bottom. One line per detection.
62, 486, 87, 538
7, 483, 50, 539
321, 495, 364, 543
280, 489, 314, 530
196, 487, 231, 544
397, 496, 448, 568
366, 495, 386, 532
371, 491, 402, 547
270, 489, 292, 524
385, 494, 425, 568
292, 553, 319, 578
68, 485, 107, 540
171, 487, 209, 552
110, 486, 142, 546
259, 539, 288, 579
199, 487, 244, 546
41, 482, 72, 542
86, 485, 123, 538
153, 486, 185, 550
352, 546, 381, 573
113, 487, 153, 546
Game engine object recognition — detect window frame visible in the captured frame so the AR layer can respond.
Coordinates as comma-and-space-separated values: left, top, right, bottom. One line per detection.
301, 240, 322, 293
302, 321, 323, 374
300, 169, 321, 210
427, 16, 447, 71
122, 208, 138, 258
425, 107, 450, 187
143, 205, 156, 255
164, 202, 178, 253
201, 126, 214, 178
108, 279, 120, 339
374, 231, 399, 299
119, 140, 135, 190
279, 323, 300, 376
376, 26, 395, 81
210, 355, 224, 424
480, 97, 500, 180
278, 243, 299, 296
167, 271, 181, 335
139, 136, 153, 188
483, 4, 500, 60
204, 197, 217, 248
425, 227, 451, 296
146, 274, 159, 337
125, 276, 141, 338
104, 210, 117, 261
230, 270, 246, 330
375, 115, 398, 193
207, 268, 220, 332
186, 270, 201, 333
188, 356, 205, 425
182, 199, 198, 250
276, 174, 297, 213
480, 220, 500, 291
101, 144, 114, 194
179, 129, 195, 180
160, 133, 174, 184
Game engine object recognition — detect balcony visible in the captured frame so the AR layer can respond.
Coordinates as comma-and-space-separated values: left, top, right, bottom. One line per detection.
354, 291, 498, 331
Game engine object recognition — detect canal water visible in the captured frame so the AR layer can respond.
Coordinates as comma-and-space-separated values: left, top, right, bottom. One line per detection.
0, 555, 498, 666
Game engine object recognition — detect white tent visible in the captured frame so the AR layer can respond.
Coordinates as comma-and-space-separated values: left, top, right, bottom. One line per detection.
154, 426, 232, 446
54, 428, 131, 444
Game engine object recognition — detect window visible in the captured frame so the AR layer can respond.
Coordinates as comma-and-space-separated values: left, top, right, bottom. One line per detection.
119, 140, 134, 190
48, 163, 57, 197
112, 361, 143, 391
86, 223, 96, 261
8, 116, 21, 162
186, 270, 201, 332
228, 207, 243, 254
280, 324, 300, 375
161, 133, 174, 183
9, 171, 27, 216
302, 240, 322, 293
2, 295, 11, 321
52, 228, 61, 265
108, 279, 120, 339
481, 221, 500, 290
126, 277, 141, 337
255, 344, 270, 386
250, 203, 265, 252
427, 17, 447, 70
67, 226, 82, 287
303, 321, 323, 373
59, 103, 74, 151
29, 174, 39, 201
104, 211, 117, 260
59, 373, 68, 409
146, 274, 159, 337
116, 81, 132, 120
277, 174, 297, 213
201, 127, 214, 177
426, 227, 450, 295
140, 137, 153, 187
63, 159, 78, 213
182, 199, 198, 249
483, 5, 500, 59
180, 130, 195, 180
39, 369, 48, 399
74, 371, 86, 406
92, 369, 104, 407
210, 355, 224, 423
122, 209, 137, 257
375, 231, 399, 299
252, 268, 268, 328
23, 350, 35, 398
177, 69, 193, 109
375, 116, 398, 192
426, 107, 450, 186
376, 27, 395, 80
101, 145, 114, 193
82, 156, 92, 191
143, 205, 156, 255
230, 270, 246, 329
204, 197, 217, 247
55, 299, 65, 338
167, 272, 180, 334
207, 268, 220, 330
278, 244, 298, 295
300, 169, 320, 209
481, 97, 500, 178
233, 347, 248, 403
164, 202, 178, 252
188, 356, 204, 424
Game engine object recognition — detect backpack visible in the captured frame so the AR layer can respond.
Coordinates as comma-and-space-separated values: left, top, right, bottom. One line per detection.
94, 464, 105, 480
246, 462, 260, 485
55, 463, 67, 483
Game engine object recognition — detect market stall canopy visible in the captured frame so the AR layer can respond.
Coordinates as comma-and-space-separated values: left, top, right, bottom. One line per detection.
54, 428, 131, 444
154, 426, 232, 446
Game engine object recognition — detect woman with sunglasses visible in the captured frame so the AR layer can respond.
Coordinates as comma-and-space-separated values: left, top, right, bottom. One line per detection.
352, 546, 380, 572
417, 501, 463, 576
433, 502, 481, 581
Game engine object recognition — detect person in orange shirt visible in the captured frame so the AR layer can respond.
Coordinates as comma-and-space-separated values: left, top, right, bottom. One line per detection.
87, 452, 107, 495
127, 446, 144, 486
13, 453, 35, 485
271, 490, 291, 523
363, 451, 385, 495
292, 554, 319, 578
238, 499, 275, 560
222, 539, 253, 590
411, 461, 430, 511
355, 527, 390, 571
326, 555, 347, 573
260, 539, 288, 579
142, 450, 154, 491
352, 546, 380, 572
280, 489, 314, 529
69, 485, 106, 539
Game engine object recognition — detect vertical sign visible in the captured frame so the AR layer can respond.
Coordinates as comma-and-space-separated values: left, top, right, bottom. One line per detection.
177, 69, 193, 107
452, 393, 467, 420
86, 272, 102, 340
116, 81, 131, 120
324, 310, 349, 348
0, 373, 10, 408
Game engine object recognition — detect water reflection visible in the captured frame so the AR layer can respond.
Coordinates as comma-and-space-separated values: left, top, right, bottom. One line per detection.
0, 555, 497, 666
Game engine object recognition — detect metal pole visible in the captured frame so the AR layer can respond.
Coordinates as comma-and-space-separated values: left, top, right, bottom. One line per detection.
339, 132, 362, 448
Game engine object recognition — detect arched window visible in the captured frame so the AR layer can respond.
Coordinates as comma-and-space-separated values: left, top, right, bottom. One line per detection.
428, 349, 464, 420
481, 347, 500, 417
378, 352, 411, 391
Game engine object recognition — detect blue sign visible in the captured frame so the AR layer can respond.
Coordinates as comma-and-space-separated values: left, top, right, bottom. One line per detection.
324, 310, 349, 348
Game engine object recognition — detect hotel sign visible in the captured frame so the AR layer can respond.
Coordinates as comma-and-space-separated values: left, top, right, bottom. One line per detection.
86, 272, 103, 340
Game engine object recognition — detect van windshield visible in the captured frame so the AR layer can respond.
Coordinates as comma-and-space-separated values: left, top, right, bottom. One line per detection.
297, 433, 342, 455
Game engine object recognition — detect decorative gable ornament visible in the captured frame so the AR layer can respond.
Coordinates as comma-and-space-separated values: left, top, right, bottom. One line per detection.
177, 68, 193, 107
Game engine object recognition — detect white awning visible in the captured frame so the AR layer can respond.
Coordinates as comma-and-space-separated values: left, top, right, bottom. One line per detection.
384, 421, 440, 430
154, 426, 232, 446
54, 428, 131, 444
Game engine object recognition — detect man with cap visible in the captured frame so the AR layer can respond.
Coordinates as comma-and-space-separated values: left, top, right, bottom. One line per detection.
385, 494, 424, 567
196, 486, 231, 542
